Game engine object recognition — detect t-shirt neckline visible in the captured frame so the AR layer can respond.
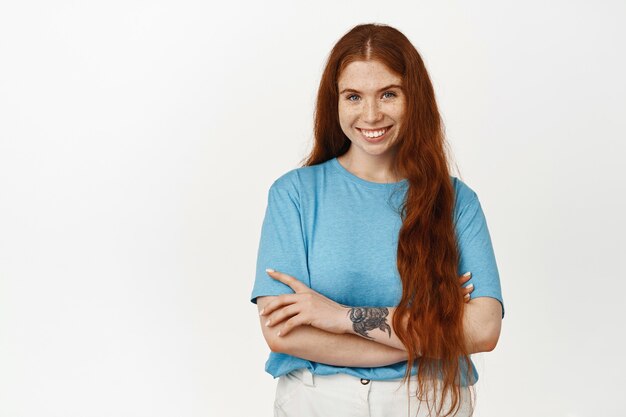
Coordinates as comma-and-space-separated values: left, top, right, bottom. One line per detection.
329, 157, 408, 190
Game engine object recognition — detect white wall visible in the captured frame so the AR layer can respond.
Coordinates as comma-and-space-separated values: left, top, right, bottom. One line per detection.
1, 1, 624, 416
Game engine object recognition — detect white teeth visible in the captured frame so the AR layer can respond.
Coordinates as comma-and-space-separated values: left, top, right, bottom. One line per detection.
361, 128, 388, 138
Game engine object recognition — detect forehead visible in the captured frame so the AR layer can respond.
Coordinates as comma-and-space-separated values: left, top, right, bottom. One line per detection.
337, 60, 402, 90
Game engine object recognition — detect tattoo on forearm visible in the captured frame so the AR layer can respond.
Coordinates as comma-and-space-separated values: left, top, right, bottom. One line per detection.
348, 307, 392, 339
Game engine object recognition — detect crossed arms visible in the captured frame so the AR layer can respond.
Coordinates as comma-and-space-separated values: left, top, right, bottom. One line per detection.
255, 270, 502, 368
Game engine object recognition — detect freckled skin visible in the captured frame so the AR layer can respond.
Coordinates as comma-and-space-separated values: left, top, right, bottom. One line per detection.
337, 60, 406, 179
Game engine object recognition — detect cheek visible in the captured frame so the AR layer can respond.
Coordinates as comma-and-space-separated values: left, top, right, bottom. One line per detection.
394, 101, 407, 121
394, 110, 405, 125
388, 101, 404, 115
338, 118, 352, 138
338, 106, 356, 129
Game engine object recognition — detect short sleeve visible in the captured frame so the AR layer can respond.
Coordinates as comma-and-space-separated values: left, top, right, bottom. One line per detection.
250, 173, 311, 304
455, 193, 505, 319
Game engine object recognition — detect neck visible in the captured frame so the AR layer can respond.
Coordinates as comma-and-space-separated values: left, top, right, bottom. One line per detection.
337, 149, 405, 183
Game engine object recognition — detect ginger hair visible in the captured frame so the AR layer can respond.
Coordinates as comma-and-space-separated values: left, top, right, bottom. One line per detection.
300, 23, 475, 416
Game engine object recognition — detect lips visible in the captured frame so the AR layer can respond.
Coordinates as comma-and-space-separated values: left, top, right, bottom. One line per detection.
357, 125, 392, 142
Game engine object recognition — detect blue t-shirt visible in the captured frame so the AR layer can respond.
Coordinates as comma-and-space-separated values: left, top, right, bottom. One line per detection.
250, 156, 504, 386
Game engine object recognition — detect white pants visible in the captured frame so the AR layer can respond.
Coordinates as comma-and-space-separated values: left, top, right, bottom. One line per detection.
273, 368, 474, 417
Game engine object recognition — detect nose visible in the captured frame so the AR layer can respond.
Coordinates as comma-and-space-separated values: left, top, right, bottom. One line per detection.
361, 99, 383, 123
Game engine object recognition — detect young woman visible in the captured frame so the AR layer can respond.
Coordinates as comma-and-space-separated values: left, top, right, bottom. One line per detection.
250, 23, 504, 417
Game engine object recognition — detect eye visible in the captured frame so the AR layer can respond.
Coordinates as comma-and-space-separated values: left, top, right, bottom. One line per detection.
382, 91, 397, 99
346, 94, 360, 102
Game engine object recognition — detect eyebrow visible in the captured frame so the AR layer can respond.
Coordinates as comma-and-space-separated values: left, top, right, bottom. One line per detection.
339, 84, 403, 95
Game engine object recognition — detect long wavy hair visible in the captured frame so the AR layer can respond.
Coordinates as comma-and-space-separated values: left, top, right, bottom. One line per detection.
298, 23, 475, 416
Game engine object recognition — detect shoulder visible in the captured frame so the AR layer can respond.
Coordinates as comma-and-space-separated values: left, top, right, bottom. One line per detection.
269, 161, 329, 195
450, 176, 481, 224
270, 168, 300, 191
450, 176, 479, 207
266, 164, 322, 208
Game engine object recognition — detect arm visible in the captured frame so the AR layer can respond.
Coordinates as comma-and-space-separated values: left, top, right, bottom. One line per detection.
262, 270, 500, 357
257, 296, 407, 367
343, 297, 503, 354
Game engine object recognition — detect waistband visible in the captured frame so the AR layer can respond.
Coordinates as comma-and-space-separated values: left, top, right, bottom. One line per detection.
285, 368, 422, 395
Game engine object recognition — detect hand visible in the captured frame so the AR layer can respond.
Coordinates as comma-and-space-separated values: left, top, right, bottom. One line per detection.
260, 269, 349, 337
460, 272, 474, 303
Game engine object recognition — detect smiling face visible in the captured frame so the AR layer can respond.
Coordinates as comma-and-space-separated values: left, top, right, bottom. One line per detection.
337, 59, 406, 163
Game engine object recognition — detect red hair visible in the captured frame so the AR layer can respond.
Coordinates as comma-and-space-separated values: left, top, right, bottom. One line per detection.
300, 23, 475, 416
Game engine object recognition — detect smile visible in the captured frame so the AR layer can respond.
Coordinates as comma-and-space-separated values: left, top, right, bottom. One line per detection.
358, 126, 392, 142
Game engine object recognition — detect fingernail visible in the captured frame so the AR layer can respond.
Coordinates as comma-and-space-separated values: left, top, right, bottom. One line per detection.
467, 284, 474, 289
266, 268, 275, 273
265, 319, 271, 327
259, 308, 265, 316
463, 271, 471, 277
277, 330, 281, 337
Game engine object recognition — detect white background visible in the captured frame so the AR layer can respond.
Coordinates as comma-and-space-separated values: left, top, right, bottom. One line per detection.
1, 1, 624, 416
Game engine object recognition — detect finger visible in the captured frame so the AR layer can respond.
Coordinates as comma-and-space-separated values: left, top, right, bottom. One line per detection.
265, 304, 300, 328
277, 315, 309, 337
266, 269, 310, 293
260, 294, 299, 316
464, 293, 471, 303
458, 272, 472, 285
461, 283, 474, 296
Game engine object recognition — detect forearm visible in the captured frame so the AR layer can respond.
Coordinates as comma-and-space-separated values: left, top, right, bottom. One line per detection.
257, 295, 407, 367
342, 306, 410, 351
344, 302, 493, 354
268, 322, 408, 367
